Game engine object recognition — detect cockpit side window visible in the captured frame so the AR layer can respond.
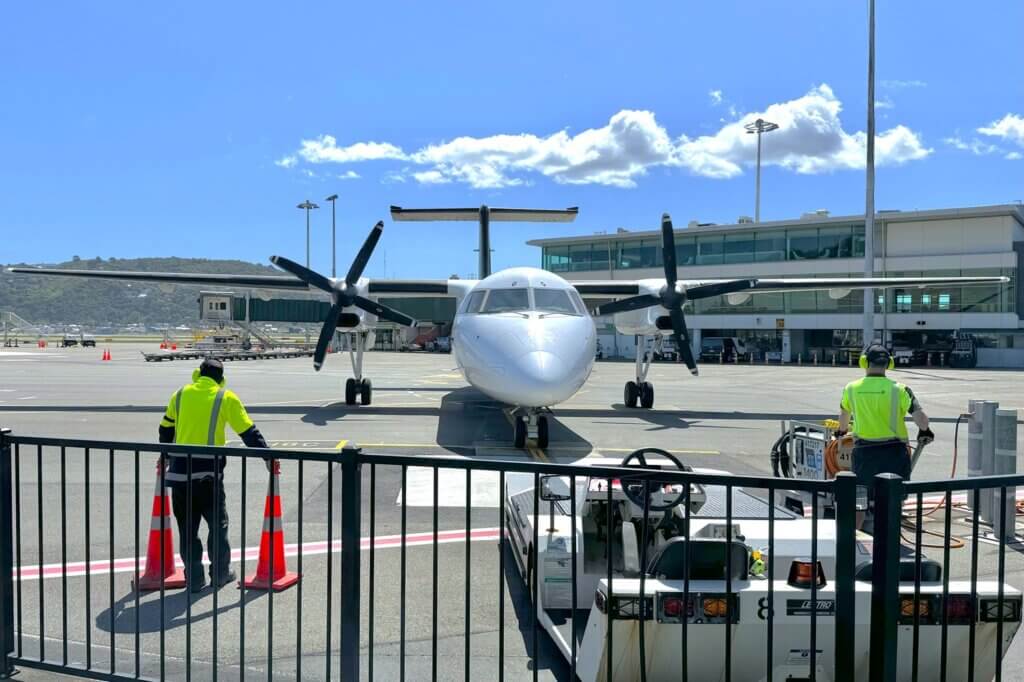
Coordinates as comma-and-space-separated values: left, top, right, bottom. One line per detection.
533, 288, 579, 315
462, 290, 486, 314
568, 289, 587, 315
480, 288, 530, 314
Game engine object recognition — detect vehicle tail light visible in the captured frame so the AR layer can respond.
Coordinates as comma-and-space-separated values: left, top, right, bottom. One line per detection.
944, 594, 975, 625
703, 597, 728, 618
898, 595, 938, 625
787, 559, 826, 588
662, 596, 685, 619
980, 597, 1021, 623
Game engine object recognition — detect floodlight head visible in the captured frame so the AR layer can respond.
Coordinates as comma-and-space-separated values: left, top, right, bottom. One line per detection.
325, 194, 338, 202
297, 200, 320, 210
744, 118, 780, 134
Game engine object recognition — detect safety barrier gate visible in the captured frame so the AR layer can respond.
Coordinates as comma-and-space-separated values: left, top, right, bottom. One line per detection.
0, 428, 1019, 681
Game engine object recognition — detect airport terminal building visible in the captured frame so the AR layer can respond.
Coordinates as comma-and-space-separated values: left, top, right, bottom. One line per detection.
528, 204, 1024, 367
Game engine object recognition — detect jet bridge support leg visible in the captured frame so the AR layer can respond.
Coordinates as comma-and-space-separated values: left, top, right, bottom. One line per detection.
344, 332, 372, 406
624, 335, 656, 409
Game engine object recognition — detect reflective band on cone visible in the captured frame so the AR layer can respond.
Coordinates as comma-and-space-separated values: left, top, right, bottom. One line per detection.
132, 465, 186, 591
242, 463, 300, 591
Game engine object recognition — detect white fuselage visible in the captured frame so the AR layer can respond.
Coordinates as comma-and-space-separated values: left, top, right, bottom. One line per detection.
450, 267, 596, 408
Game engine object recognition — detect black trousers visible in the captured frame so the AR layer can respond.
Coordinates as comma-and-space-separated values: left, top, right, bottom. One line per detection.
171, 478, 231, 582
852, 440, 911, 503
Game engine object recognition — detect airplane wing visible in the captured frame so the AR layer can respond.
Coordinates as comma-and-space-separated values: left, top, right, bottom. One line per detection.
6, 266, 310, 291
367, 280, 476, 295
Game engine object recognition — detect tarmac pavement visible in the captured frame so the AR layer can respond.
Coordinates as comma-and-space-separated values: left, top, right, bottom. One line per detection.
1, 342, 1023, 679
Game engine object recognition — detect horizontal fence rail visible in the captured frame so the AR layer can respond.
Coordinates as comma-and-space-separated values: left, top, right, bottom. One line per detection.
0, 430, 1020, 681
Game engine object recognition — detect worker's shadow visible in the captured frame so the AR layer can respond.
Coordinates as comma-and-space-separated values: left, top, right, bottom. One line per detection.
95, 587, 262, 634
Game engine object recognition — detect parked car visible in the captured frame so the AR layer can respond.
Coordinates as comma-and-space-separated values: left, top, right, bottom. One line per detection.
699, 336, 748, 362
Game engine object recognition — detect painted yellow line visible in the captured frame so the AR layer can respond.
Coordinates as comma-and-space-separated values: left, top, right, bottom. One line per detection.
335, 438, 348, 450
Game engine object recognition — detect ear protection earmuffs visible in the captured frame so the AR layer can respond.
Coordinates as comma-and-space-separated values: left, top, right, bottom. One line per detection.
859, 345, 895, 371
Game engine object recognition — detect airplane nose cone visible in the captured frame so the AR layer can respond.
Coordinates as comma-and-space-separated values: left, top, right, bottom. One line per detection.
511, 351, 577, 407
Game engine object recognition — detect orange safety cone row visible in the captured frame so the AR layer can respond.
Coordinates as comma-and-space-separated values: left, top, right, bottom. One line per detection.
243, 462, 300, 591
101, 348, 111, 361
133, 466, 187, 591
171, 343, 177, 351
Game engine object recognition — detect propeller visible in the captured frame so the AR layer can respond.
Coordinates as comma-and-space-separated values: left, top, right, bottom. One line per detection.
592, 214, 756, 376
270, 221, 416, 371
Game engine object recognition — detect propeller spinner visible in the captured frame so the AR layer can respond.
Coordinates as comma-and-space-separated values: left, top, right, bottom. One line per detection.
593, 214, 756, 376
271, 221, 416, 371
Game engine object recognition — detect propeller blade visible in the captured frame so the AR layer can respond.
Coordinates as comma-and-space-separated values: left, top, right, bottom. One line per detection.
592, 294, 661, 317
353, 296, 416, 327
346, 221, 384, 285
685, 279, 757, 300
661, 213, 677, 286
669, 306, 699, 376
270, 256, 335, 294
313, 302, 345, 371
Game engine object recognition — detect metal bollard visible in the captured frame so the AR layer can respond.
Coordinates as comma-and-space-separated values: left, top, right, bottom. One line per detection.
848, 352, 853, 367
926, 352, 932, 367
940, 353, 945, 367
832, 353, 836, 367
719, 352, 723, 364
798, 354, 802, 366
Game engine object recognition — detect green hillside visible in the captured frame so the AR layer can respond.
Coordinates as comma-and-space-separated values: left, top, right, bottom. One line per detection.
1, 257, 284, 325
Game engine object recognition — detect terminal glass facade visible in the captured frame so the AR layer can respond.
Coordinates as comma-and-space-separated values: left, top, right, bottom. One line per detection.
542, 223, 866, 272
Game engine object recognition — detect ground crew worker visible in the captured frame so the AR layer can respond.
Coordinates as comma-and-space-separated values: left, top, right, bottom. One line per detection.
837, 344, 934, 501
158, 358, 272, 592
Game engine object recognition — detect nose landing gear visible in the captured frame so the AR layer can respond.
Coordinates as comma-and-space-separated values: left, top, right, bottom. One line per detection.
623, 334, 657, 409
343, 331, 373, 405
512, 409, 550, 449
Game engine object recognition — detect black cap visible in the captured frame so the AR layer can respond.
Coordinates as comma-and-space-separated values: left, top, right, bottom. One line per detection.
863, 343, 891, 367
199, 357, 225, 383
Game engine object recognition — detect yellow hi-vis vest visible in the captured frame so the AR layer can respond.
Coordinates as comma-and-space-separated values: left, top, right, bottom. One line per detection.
840, 376, 912, 443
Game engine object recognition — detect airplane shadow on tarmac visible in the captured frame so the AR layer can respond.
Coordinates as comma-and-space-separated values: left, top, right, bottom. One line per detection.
96, 587, 263, 634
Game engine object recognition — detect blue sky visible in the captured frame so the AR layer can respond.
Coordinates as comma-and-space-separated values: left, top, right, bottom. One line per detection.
2, 1, 1022, 279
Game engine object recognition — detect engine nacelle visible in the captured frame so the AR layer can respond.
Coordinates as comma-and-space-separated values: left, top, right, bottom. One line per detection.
611, 307, 665, 335
337, 312, 362, 328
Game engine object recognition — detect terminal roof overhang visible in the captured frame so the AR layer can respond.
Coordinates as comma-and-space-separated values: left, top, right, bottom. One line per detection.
526, 203, 1024, 247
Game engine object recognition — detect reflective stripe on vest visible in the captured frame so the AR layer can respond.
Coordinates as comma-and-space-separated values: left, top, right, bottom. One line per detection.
167, 386, 227, 481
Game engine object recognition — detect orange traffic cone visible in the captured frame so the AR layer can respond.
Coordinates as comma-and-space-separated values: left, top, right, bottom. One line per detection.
133, 466, 186, 591
101, 349, 110, 361
242, 462, 300, 591
171, 343, 177, 351
159, 342, 166, 350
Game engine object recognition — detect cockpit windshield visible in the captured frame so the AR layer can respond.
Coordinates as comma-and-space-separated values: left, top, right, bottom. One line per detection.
534, 288, 579, 315
481, 288, 530, 314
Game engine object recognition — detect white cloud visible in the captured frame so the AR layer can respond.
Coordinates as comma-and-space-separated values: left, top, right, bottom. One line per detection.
709, 89, 723, 105
978, 114, 1024, 148
338, 170, 360, 180
1006, 151, 1022, 161
297, 135, 407, 163
275, 155, 297, 168
280, 84, 931, 188
943, 136, 1000, 156
880, 79, 927, 89
875, 97, 894, 110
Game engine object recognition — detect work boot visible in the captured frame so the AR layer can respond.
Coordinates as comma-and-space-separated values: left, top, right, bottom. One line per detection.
212, 570, 237, 589
188, 576, 207, 594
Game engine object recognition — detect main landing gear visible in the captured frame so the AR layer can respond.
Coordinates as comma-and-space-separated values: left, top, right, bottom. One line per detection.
511, 409, 550, 450
623, 334, 657, 409
343, 331, 372, 406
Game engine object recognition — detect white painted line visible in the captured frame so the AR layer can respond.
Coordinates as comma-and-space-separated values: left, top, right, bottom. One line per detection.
398, 468, 501, 508
16, 526, 501, 582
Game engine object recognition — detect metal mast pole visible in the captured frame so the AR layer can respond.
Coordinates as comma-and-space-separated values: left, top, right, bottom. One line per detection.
863, 0, 877, 345
326, 195, 339, 278
296, 200, 320, 271
745, 119, 778, 223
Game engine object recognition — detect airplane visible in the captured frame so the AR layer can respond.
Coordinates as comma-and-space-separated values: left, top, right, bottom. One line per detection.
9, 206, 1009, 449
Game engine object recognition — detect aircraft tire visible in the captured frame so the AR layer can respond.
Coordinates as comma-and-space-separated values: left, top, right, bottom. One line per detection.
624, 381, 639, 408
344, 378, 357, 405
360, 378, 372, 405
536, 416, 549, 449
513, 417, 527, 449
640, 382, 654, 409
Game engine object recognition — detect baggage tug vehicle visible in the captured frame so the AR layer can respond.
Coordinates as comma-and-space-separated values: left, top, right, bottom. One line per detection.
504, 449, 1021, 681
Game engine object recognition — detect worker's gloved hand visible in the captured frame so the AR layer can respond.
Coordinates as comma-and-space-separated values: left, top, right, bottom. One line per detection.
265, 458, 278, 473
917, 428, 935, 446
833, 429, 847, 438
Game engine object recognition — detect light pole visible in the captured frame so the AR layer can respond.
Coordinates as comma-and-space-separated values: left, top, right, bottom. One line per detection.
325, 195, 338, 278
744, 118, 779, 223
862, 0, 878, 346
296, 200, 319, 270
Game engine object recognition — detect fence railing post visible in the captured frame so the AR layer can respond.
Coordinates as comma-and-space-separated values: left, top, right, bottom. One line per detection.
833, 471, 857, 682
340, 444, 363, 681
0, 429, 14, 676
869, 473, 903, 682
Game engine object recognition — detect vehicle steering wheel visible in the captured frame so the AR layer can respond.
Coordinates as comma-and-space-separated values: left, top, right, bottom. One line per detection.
619, 447, 689, 511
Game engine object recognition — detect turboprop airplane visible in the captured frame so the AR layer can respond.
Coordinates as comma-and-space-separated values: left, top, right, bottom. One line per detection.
9, 206, 1009, 449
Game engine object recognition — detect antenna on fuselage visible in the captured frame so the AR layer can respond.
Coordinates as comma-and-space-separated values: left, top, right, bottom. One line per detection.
389, 205, 579, 279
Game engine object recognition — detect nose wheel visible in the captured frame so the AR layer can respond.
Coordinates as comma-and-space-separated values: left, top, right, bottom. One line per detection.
345, 377, 372, 405
512, 413, 550, 449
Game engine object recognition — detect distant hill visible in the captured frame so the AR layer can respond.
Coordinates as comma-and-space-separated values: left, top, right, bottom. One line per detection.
1, 256, 285, 326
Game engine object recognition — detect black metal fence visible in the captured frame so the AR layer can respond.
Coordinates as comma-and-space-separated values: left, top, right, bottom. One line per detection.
0, 428, 1019, 681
